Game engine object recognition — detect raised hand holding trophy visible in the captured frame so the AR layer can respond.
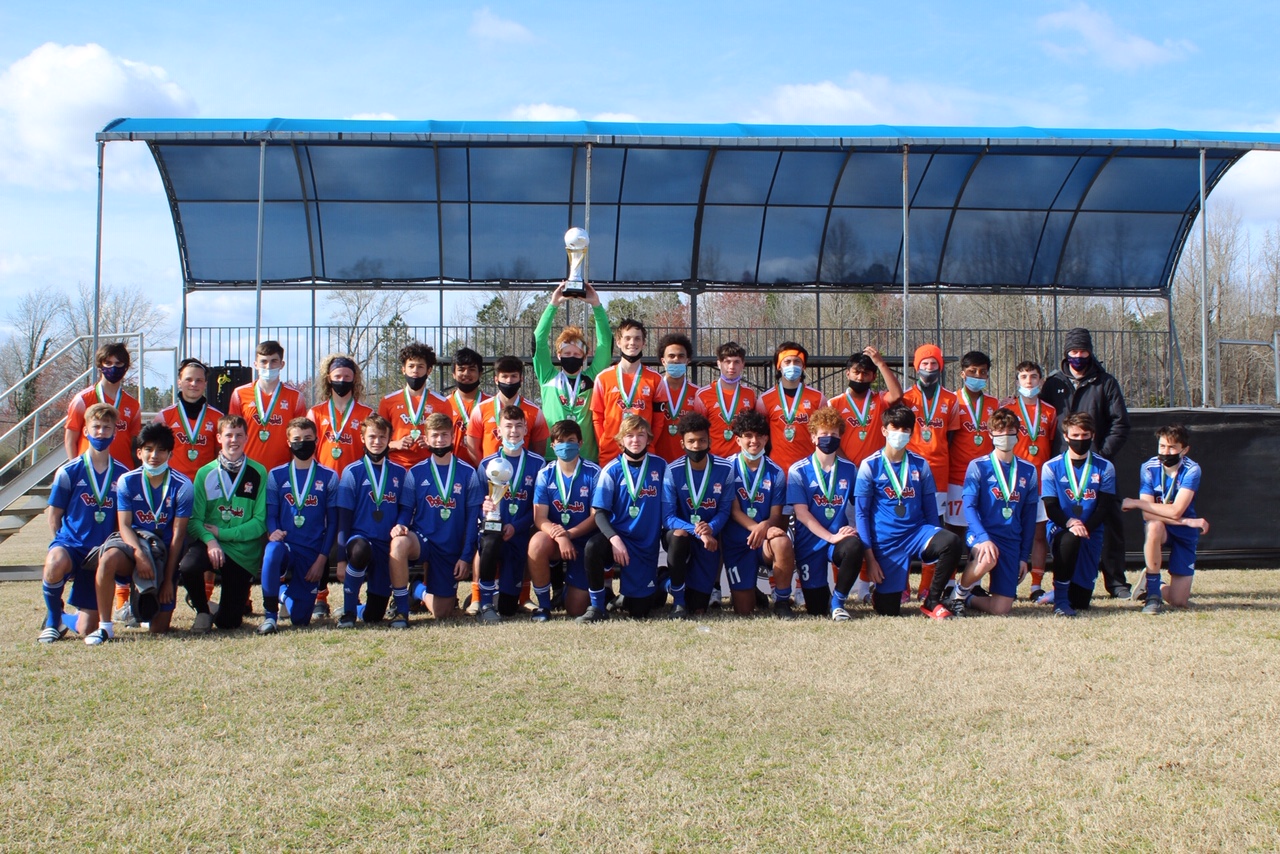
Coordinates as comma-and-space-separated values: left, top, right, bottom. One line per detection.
483, 456, 515, 533
562, 227, 589, 298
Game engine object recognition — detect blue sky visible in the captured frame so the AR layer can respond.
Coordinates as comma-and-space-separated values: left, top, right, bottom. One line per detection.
2, 1, 1279, 345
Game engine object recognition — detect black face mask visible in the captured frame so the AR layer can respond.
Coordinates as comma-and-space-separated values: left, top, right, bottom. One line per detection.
366, 448, 388, 463
1067, 437, 1093, 455
497, 381, 522, 398
455, 379, 481, 394
685, 448, 708, 463
619, 352, 642, 366
430, 445, 452, 458
816, 435, 842, 455
916, 369, 940, 387
558, 356, 585, 375
289, 439, 316, 460
405, 374, 427, 391
622, 447, 647, 461
1159, 452, 1182, 468
848, 379, 871, 395
329, 380, 353, 398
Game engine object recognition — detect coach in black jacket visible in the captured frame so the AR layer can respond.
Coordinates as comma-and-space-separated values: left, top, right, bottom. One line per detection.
1042, 327, 1132, 599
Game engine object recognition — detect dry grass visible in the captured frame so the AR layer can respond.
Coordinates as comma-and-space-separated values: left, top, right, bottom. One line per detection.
2, 571, 1279, 851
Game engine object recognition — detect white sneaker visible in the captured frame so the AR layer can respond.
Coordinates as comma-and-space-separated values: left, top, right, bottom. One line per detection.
830, 606, 851, 622
85, 627, 111, 646
191, 612, 213, 634
852, 579, 873, 604
1038, 588, 1055, 606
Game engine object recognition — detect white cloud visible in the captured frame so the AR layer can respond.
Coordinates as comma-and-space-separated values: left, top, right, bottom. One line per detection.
470, 8, 535, 44
346, 112, 398, 121
0, 43, 195, 192
750, 72, 981, 126
510, 103, 581, 121
1036, 4, 1195, 71
591, 112, 640, 123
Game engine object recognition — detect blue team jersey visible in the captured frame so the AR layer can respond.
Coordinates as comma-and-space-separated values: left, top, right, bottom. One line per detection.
1040, 452, 1116, 524
592, 454, 667, 550
854, 450, 937, 548
49, 454, 125, 550
405, 456, 484, 560
479, 450, 545, 536
726, 455, 786, 538
267, 461, 340, 556
337, 458, 412, 545
662, 456, 735, 536
1139, 456, 1201, 518
533, 458, 601, 530
962, 454, 1039, 559
787, 454, 858, 557
115, 469, 194, 542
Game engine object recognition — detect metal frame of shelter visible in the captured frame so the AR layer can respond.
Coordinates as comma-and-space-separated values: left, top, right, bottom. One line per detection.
95, 119, 1280, 404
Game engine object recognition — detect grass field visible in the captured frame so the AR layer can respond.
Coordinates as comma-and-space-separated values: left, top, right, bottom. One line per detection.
3, 571, 1279, 851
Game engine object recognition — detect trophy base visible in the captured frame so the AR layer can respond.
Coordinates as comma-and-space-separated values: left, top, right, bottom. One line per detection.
561, 279, 587, 298
483, 518, 504, 534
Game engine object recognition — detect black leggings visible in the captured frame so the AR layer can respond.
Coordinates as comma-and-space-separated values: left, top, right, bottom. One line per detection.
179, 539, 252, 630
922, 529, 964, 605
1050, 529, 1095, 609
831, 537, 868, 597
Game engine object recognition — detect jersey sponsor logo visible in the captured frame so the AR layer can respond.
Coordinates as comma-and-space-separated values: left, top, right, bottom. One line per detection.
813, 493, 846, 507
178, 433, 211, 448
213, 504, 243, 520
686, 496, 720, 511
134, 509, 169, 525
325, 431, 356, 445
284, 493, 320, 508
78, 494, 114, 509
880, 485, 918, 500
552, 498, 588, 515
636, 485, 659, 499
988, 486, 1023, 503
424, 494, 455, 511
960, 419, 982, 432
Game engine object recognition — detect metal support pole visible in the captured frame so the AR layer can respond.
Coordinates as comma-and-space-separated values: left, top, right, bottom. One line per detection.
1199, 149, 1209, 407
901, 146, 910, 365
137, 333, 145, 412
1167, 291, 1175, 405
690, 290, 699, 370
253, 140, 267, 348
934, 292, 941, 343
92, 141, 105, 375
1052, 291, 1060, 362
180, 288, 188, 358
438, 289, 445, 353
1274, 330, 1280, 405
585, 143, 592, 285
310, 289, 317, 380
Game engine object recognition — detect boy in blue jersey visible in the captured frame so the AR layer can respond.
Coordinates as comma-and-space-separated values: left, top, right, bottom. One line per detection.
259, 417, 339, 634
789, 406, 866, 619
394, 412, 484, 621
1040, 412, 1117, 617
1122, 424, 1209, 614
475, 405, 545, 623
854, 405, 962, 618
529, 420, 601, 620
723, 409, 796, 618
89, 422, 194, 643
580, 414, 667, 622
337, 413, 414, 628
39, 403, 122, 642
953, 407, 1039, 616
661, 412, 735, 618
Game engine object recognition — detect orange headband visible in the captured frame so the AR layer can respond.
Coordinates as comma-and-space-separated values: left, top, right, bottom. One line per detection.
776, 348, 805, 369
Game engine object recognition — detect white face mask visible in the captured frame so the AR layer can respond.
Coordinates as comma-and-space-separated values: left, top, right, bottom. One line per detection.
258, 367, 281, 382
991, 434, 1017, 452
885, 430, 910, 451
1018, 385, 1040, 399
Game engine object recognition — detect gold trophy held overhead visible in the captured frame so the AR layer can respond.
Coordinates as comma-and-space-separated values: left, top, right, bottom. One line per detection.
562, 227, 589, 298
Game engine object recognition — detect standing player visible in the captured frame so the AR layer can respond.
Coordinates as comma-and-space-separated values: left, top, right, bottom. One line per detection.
1121, 425, 1209, 613
1001, 361, 1057, 602
533, 282, 613, 462
853, 405, 962, 618
465, 355, 549, 463
696, 342, 759, 460
946, 351, 999, 537
1039, 412, 1117, 617
590, 319, 666, 466
444, 347, 485, 466
651, 333, 707, 463
379, 342, 448, 472
259, 417, 339, 634
722, 409, 796, 617
788, 406, 865, 619
952, 408, 1039, 616
529, 420, 601, 620
39, 404, 122, 642
228, 340, 306, 473
580, 415, 667, 622
65, 341, 141, 466
758, 342, 826, 478
661, 412, 734, 618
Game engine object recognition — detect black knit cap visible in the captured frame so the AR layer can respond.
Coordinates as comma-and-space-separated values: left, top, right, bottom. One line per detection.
1064, 327, 1093, 354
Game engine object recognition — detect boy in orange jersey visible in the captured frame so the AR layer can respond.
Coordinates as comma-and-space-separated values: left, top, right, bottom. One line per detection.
465, 355, 550, 461
756, 341, 826, 478
228, 340, 307, 472
443, 348, 486, 466
379, 342, 448, 471
695, 341, 758, 460
589, 318, 666, 466
651, 332, 707, 463
65, 341, 142, 467
1000, 360, 1057, 601
945, 351, 999, 536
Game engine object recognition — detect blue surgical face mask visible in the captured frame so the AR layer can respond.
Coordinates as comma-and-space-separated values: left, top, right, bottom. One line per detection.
885, 430, 911, 451
816, 435, 841, 455
87, 434, 113, 452
1018, 384, 1041, 399
552, 442, 580, 461
501, 439, 523, 455
780, 365, 803, 382
141, 461, 169, 477
258, 367, 281, 383
719, 373, 741, 384
741, 448, 764, 462
963, 376, 987, 393
665, 362, 687, 379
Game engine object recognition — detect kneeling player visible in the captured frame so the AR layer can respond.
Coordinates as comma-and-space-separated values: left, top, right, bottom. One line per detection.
90, 423, 194, 643
854, 405, 961, 618
39, 403, 122, 642
260, 417, 339, 633
788, 406, 866, 620
662, 412, 734, 618
723, 409, 796, 617
953, 408, 1039, 616
529, 420, 600, 619
1121, 424, 1208, 613
580, 415, 667, 622
475, 405, 544, 622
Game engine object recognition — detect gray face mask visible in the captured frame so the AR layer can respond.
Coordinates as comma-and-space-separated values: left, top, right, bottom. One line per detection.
991, 434, 1017, 452
916, 369, 940, 387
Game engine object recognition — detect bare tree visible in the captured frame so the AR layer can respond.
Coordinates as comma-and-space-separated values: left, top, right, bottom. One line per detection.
324, 288, 417, 364
62, 282, 170, 369
0, 290, 73, 455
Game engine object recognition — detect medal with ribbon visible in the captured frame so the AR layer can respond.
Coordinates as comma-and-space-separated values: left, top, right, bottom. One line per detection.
1161, 464, 1183, 505
82, 452, 114, 524
505, 450, 527, 517
684, 457, 712, 524
556, 370, 584, 412
616, 363, 643, 413
845, 388, 874, 442
811, 453, 839, 520
143, 468, 172, 526
990, 452, 1015, 519
917, 382, 940, 442
403, 387, 429, 440
883, 454, 910, 518
664, 379, 690, 435
1018, 395, 1041, 456
177, 401, 207, 462
1064, 452, 1093, 512
716, 379, 742, 441
216, 462, 245, 522
363, 456, 390, 522
960, 388, 985, 446
327, 396, 356, 461
555, 459, 581, 527
288, 460, 318, 529
95, 380, 122, 410
253, 381, 283, 443
778, 383, 804, 442
736, 453, 767, 520
620, 454, 649, 519
427, 456, 456, 520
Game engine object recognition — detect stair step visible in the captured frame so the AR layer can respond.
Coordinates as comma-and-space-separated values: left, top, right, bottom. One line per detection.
0, 515, 30, 536
2, 494, 48, 516
0, 566, 42, 582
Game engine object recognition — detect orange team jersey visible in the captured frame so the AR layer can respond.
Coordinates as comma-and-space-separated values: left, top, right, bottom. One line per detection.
651, 380, 707, 462
378, 388, 449, 470
155, 400, 224, 480
229, 382, 307, 472
828, 389, 891, 466
1001, 394, 1057, 465
695, 380, 758, 459
308, 399, 373, 473
590, 364, 668, 465
67, 385, 143, 467
441, 388, 488, 467
901, 384, 962, 490
947, 389, 1001, 486
466, 395, 550, 461
756, 384, 827, 477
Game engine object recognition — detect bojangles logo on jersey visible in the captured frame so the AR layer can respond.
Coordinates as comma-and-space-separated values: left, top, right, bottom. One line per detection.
367, 489, 398, 504
813, 493, 847, 507
552, 498, 588, 515
325, 431, 356, 445
880, 485, 917, 500
214, 504, 244, 520
285, 493, 320, 508
988, 486, 1023, 503
424, 494, 455, 510
135, 509, 166, 525
635, 485, 659, 499
79, 494, 115, 509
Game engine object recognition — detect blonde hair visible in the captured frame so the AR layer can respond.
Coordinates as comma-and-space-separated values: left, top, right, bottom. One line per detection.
615, 413, 652, 443
84, 403, 119, 426
316, 353, 364, 402
555, 326, 589, 354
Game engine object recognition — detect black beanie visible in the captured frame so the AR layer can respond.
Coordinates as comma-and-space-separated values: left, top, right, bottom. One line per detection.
1064, 327, 1093, 354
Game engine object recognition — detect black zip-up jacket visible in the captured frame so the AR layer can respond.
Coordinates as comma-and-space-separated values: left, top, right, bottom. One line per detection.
1041, 358, 1130, 459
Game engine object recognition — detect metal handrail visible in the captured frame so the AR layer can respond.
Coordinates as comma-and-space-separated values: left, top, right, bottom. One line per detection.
0, 331, 143, 407
1214, 337, 1279, 407
0, 414, 69, 483
0, 366, 93, 482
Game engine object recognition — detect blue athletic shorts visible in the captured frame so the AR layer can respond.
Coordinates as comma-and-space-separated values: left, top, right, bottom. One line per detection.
870, 524, 944, 595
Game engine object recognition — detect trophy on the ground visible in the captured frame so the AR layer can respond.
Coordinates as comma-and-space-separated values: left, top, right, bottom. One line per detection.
562, 227, 590, 298
483, 456, 514, 533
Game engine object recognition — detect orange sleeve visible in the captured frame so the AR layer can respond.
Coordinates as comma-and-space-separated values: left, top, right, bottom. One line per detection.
466, 402, 485, 440
67, 391, 87, 433
528, 406, 549, 451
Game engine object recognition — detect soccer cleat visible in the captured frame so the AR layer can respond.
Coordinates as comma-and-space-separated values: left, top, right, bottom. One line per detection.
38, 624, 69, 644
312, 601, 330, 620
773, 600, 797, 620
465, 598, 480, 616
477, 605, 501, 625
1142, 597, 1164, 615
84, 628, 111, 646
575, 605, 609, 624
530, 608, 551, 623
336, 614, 357, 629
968, 586, 989, 599
1110, 584, 1132, 600
901, 588, 912, 605
668, 604, 689, 621
920, 599, 954, 621
1133, 588, 1148, 603
190, 612, 213, 634
943, 595, 968, 618
1028, 587, 1045, 603
390, 615, 410, 630
114, 602, 140, 629
1053, 601, 1077, 618
257, 617, 278, 636
1037, 588, 1055, 606
830, 606, 851, 622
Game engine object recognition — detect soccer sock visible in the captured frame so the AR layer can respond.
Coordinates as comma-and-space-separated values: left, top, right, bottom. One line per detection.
479, 581, 498, 609
1031, 567, 1045, 589
1053, 581, 1075, 614
343, 567, 366, 618
670, 584, 686, 608
1146, 572, 1162, 600
261, 544, 285, 619
518, 578, 531, 606
62, 613, 80, 632
919, 562, 936, 598
393, 586, 410, 616
471, 580, 481, 606
533, 583, 553, 611
42, 579, 66, 627
316, 587, 330, 605
831, 589, 847, 611
773, 585, 792, 602
205, 578, 215, 601
413, 581, 428, 605
98, 620, 114, 639
113, 581, 130, 614
955, 582, 973, 602
589, 587, 606, 612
